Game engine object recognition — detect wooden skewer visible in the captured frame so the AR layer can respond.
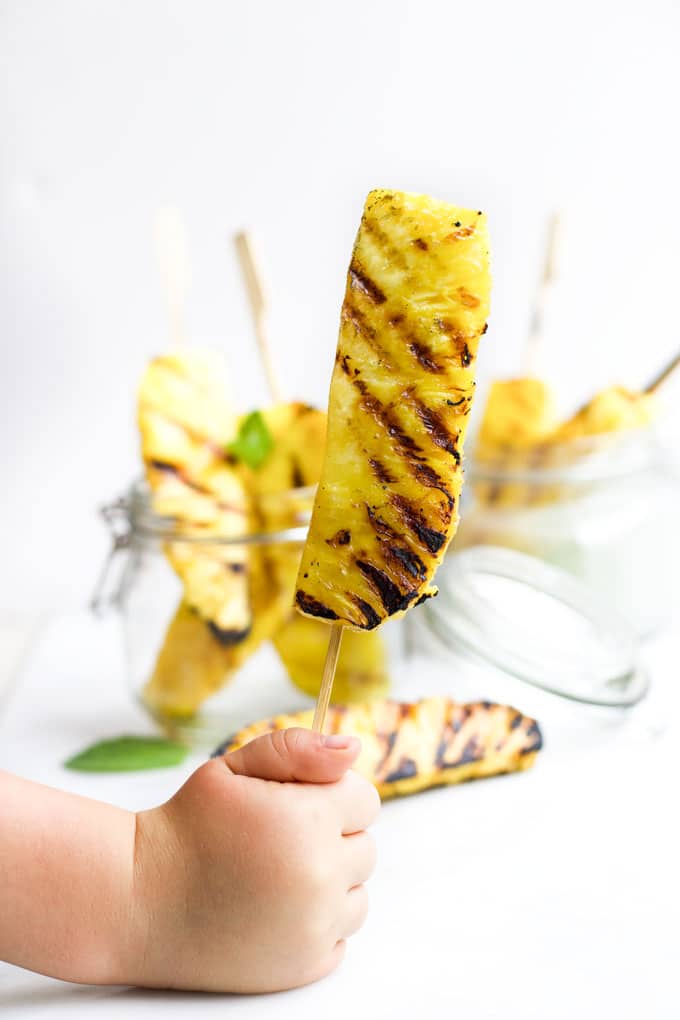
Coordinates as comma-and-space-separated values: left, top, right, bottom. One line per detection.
522, 211, 561, 375
155, 207, 190, 348
644, 349, 680, 394
312, 623, 344, 733
234, 231, 283, 403
233, 231, 340, 730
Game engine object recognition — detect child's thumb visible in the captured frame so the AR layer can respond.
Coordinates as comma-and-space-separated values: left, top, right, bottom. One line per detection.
223, 727, 361, 784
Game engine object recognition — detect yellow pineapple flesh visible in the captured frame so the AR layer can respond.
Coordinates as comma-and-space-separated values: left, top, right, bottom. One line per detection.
477, 378, 558, 453
239, 403, 327, 636
554, 385, 657, 442
273, 612, 389, 703
473, 377, 559, 508
138, 350, 252, 640
295, 190, 491, 630
143, 602, 237, 718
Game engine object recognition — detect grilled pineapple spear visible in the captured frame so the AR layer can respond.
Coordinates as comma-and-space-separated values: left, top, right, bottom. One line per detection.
214, 697, 542, 799
138, 349, 252, 641
295, 189, 491, 631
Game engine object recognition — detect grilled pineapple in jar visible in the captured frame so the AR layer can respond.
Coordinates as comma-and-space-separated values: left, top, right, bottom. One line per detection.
141, 404, 318, 719
143, 602, 237, 718
477, 378, 558, 453
472, 377, 559, 509
554, 385, 657, 442
295, 189, 491, 630
240, 403, 327, 632
214, 696, 542, 799
272, 612, 388, 703
138, 350, 252, 641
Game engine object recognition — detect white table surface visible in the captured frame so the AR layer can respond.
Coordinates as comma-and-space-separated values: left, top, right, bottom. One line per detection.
1, 611, 678, 1020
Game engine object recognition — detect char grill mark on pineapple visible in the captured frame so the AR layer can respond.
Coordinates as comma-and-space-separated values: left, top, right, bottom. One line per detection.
207, 620, 251, 646
295, 591, 340, 621
355, 560, 414, 615
291, 457, 305, 489
361, 216, 411, 271
411, 463, 455, 508
385, 758, 418, 782
369, 458, 396, 485
411, 399, 461, 460
390, 494, 448, 554
348, 262, 386, 305
327, 529, 351, 548
341, 302, 392, 369
407, 340, 443, 373
148, 461, 247, 516
350, 595, 382, 630
365, 506, 428, 581
352, 378, 425, 459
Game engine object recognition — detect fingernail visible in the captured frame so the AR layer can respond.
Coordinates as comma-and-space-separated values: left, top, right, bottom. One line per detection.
322, 734, 354, 749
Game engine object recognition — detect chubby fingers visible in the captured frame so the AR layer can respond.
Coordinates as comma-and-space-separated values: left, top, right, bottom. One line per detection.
342, 830, 377, 889
223, 727, 361, 784
340, 885, 369, 939
326, 769, 381, 835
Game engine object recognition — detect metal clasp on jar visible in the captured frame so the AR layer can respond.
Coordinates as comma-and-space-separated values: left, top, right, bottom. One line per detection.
90, 497, 132, 615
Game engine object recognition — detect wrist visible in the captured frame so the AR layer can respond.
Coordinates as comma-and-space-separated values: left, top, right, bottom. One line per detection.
117, 805, 180, 988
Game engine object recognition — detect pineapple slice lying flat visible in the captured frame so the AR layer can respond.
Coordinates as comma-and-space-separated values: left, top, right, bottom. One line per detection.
138, 350, 252, 641
214, 696, 542, 799
295, 190, 491, 630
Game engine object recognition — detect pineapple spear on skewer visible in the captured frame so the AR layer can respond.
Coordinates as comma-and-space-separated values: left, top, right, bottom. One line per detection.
294, 189, 491, 729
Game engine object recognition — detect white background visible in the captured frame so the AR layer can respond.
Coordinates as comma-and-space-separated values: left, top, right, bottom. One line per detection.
2, 0, 680, 614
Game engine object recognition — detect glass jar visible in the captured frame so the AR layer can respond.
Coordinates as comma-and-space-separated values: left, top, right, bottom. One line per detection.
455, 427, 680, 637
93, 481, 652, 752
92, 481, 404, 749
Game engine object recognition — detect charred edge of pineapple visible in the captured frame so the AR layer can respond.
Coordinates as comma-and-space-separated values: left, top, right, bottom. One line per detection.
207, 620, 253, 646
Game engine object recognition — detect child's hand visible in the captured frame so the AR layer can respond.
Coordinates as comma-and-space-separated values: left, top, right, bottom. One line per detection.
130, 728, 380, 992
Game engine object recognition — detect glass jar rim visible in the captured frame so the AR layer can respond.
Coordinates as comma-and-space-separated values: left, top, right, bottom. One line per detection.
423, 545, 649, 708
115, 479, 314, 546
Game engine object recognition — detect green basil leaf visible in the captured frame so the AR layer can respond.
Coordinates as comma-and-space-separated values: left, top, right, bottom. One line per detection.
65, 736, 188, 772
226, 410, 274, 469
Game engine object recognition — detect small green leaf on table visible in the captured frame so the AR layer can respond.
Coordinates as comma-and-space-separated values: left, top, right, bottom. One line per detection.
65, 736, 188, 772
